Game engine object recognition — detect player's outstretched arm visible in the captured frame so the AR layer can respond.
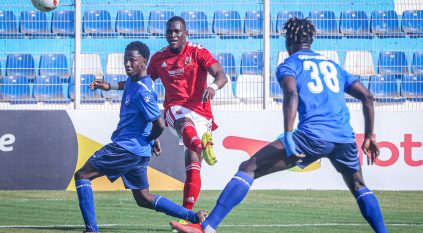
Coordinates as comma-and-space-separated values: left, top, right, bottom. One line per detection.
148, 118, 165, 156
346, 81, 380, 164
89, 79, 126, 91
203, 63, 228, 101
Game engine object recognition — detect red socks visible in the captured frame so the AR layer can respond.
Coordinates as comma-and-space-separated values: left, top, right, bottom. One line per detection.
183, 162, 202, 210
181, 122, 202, 154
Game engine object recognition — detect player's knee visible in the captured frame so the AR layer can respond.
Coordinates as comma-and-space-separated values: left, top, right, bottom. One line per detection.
134, 191, 154, 208
238, 160, 254, 173
74, 170, 90, 181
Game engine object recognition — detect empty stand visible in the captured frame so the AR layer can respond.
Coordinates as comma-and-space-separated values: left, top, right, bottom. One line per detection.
378, 51, 408, 75
181, 11, 211, 38
316, 50, 340, 64
368, 74, 404, 102
402, 10, 423, 37
0, 76, 36, 104
344, 51, 375, 76
0, 10, 22, 38
270, 75, 283, 102
207, 75, 238, 104
20, 11, 51, 38
33, 75, 70, 103
212, 52, 237, 77
401, 74, 423, 101
73, 53, 103, 79
241, 51, 263, 75
39, 53, 69, 78
6, 53, 36, 78
116, 10, 148, 37
276, 11, 303, 34
309, 11, 340, 38
370, 10, 402, 37
235, 75, 263, 100
339, 11, 370, 37
51, 10, 75, 37
154, 79, 165, 102
83, 10, 117, 37
212, 10, 245, 38
69, 74, 105, 103
277, 51, 289, 66
412, 51, 423, 74
102, 74, 127, 102
148, 11, 175, 36
106, 53, 125, 75
244, 11, 263, 37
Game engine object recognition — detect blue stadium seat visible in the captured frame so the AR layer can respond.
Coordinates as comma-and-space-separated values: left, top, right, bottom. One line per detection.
116, 10, 148, 37
83, 10, 118, 37
378, 51, 408, 75
154, 79, 165, 102
212, 10, 245, 38
309, 11, 340, 38
412, 51, 423, 74
6, 54, 35, 78
102, 74, 127, 102
51, 10, 74, 37
19, 11, 52, 38
0, 76, 36, 104
339, 11, 370, 37
368, 74, 405, 102
148, 11, 175, 36
34, 75, 70, 103
241, 51, 263, 75
270, 75, 283, 102
212, 52, 237, 77
402, 10, 423, 37
69, 74, 105, 103
0, 10, 22, 38
370, 10, 402, 37
39, 53, 69, 78
244, 11, 263, 37
181, 11, 211, 38
401, 74, 423, 101
276, 11, 303, 34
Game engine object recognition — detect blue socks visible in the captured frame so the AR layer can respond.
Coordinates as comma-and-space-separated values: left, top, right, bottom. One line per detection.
202, 171, 254, 231
153, 195, 199, 223
355, 187, 387, 233
76, 179, 99, 232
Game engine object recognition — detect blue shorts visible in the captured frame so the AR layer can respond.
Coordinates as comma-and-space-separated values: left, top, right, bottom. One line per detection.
89, 143, 150, 189
289, 131, 360, 174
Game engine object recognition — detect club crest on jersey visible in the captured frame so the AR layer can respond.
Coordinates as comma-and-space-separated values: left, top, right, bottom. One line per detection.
144, 96, 150, 103
176, 110, 183, 115
184, 56, 192, 65
125, 95, 130, 105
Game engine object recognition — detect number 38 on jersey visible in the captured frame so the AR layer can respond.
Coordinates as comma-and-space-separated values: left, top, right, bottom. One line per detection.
303, 60, 340, 94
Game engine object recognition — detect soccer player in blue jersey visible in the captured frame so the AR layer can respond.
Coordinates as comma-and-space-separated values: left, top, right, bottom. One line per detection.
74, 41, 207, 233
170, 18, 387, 233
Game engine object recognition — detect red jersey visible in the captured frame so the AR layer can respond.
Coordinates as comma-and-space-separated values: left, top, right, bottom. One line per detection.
148, 42, 218, 127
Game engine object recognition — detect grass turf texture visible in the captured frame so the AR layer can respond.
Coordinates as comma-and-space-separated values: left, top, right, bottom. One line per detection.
0, 190, 422, 233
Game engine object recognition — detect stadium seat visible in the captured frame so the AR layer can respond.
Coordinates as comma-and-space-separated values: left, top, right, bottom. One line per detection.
241, 51, 263, 75
309, 11, 340, 38
0, 76, 36, 104
116, 10, 148, 37
412, 51, 423, 74
207, 75, 238, 104
316, 50, 340, 64
154, 79, 165, 102
51, 10, 75, 37
235, 75, 263, 100
344, 51, 375, 76
33, 75, 70, 103
106, 53, 125, 75
83, 10, 118, 37
0, 10, 22, 38
69, 74, 105, 103
181, 11, 212, 38
378, 51, 408, 75
339, 11, 370, 37
270, 75, 283, 102
19, 11, 51, 38
277, 51, 289, 66
73, 53, 103, 79
370, 10, 402, 37
212, 52, 237, 77
148, 11, 175, 36
244, 11, 263, 37
402, 10, 423, 37
102, 74, 127, 103
368, 74, 405, 102
276, 11, 303, 34
212, 10, 245, 38
401, 74, 423, 101
6, 53, 35, 78
39, 53, 69, 79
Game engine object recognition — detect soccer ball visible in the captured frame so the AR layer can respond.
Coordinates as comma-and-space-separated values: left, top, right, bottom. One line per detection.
31, 0, 60, 12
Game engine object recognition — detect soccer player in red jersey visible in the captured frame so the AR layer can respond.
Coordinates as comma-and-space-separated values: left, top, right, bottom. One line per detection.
147, 16, 228, 221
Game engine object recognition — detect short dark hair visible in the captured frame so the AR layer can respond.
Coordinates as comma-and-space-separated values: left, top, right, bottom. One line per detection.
283, 17, 316, 45
166, 16, 186, 29
125, 41, 150, 60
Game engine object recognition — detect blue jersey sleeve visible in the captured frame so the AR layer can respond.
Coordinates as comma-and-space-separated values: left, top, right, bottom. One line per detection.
276, 58, 297, 82
135, 90, 161, 122
340, 66, 359, 92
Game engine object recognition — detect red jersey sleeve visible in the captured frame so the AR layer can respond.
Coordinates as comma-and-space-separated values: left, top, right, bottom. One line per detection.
147, 55, 158, 80
195, 46, 218, 70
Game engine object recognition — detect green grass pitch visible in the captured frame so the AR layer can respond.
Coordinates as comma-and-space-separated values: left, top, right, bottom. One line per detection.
0, 190, 422, 233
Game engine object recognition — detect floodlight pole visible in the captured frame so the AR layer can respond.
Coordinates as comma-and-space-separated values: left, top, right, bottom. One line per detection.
74, 0, 82, 109
263, 0, 271, 109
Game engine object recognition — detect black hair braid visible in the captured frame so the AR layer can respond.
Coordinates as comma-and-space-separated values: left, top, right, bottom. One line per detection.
283, 17, 316, 45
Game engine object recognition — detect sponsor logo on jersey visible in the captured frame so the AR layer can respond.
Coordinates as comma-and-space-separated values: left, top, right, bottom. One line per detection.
168, 68, 184, 76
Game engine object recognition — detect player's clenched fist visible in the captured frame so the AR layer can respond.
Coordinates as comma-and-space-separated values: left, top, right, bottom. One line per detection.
90, 79, 111, 91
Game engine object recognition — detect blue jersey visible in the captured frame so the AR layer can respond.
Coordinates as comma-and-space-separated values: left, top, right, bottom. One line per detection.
111, 76, 161, 156
276, 49, 359, 143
